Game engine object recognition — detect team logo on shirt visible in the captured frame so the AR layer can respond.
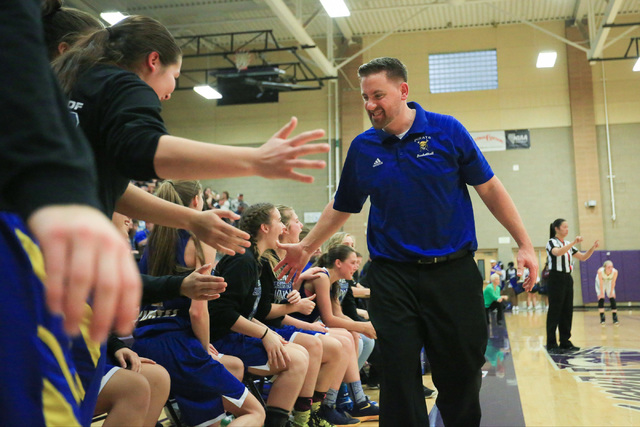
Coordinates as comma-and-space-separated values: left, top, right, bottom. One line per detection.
414, 135, 434, 158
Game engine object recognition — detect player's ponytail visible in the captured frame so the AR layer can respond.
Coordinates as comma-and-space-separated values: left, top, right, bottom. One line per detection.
53, 15, 181, 95
147, 180, 204, 276
549, 218, 565, 239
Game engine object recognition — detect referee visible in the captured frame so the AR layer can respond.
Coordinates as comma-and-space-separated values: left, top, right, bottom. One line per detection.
546, 218, 599, 354
276, 57, 537, 427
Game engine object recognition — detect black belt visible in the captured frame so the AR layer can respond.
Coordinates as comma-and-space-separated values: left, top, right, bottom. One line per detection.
416, 249, 470, 265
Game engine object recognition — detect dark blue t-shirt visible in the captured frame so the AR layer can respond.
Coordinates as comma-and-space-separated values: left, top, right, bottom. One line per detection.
333, 102, 493, 261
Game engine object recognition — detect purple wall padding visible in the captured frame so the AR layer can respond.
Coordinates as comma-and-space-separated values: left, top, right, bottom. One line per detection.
580, 250, 640, 303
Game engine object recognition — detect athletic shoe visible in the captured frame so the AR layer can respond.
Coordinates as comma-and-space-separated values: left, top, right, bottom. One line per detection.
560, 341, 580, 352
423, 385, 438, 399
335, 383, 353, 412
292, 409, 311, 427
613, 313, 620, 325
315, 405, 359, 426
347, 397, 379, 422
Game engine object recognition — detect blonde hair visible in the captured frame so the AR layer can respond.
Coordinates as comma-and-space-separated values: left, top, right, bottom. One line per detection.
603, 260, 613, 268
323, 232, 353, 252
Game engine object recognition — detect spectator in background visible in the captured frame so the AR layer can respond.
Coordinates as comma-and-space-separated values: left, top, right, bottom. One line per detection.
235, 193, 248, 215
203, 187, 215, 211
504, 261, 519, 312
485, 273, 508, 325
135, 221, 153, 251
217, 191, 231, 211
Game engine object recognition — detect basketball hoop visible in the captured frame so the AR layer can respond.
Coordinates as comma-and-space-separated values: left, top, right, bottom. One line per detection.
233, 49, 253, 71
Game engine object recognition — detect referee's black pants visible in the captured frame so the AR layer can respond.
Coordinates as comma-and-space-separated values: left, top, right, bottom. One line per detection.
546, 271, 574, 348
368, 255, 487, 427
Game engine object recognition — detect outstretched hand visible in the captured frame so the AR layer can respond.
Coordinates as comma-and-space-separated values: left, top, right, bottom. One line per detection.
28, 205, 142, 343
255, 117, 329, 183
275, 241, 312, 285
191, 209, 250, 256
181, 263, 227, 300
517, 245, 538, 292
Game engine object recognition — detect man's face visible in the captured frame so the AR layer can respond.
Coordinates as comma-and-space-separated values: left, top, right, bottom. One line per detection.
360, 71, 408, 131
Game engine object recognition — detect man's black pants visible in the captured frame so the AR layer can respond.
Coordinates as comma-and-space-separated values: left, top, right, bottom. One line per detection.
368, 255, 487, 427
546, 271, 574, 348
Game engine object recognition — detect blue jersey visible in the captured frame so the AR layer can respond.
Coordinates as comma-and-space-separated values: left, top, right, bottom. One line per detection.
135, 229, 193, 337
334, 279, 350, 303
334, 102, 494, 261
291, 269, 329, 323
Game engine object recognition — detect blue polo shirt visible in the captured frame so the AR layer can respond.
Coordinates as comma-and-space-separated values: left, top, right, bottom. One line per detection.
333, 102, 493, 262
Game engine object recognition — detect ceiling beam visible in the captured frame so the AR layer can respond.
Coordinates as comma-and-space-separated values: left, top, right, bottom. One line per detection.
263, 0, 337, 77
588, 0, 625, 59
335, 17, 354, 44
484, 2, 589, 53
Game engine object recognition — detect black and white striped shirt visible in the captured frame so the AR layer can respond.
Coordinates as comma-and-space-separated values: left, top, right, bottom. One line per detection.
546, 237, 578, 273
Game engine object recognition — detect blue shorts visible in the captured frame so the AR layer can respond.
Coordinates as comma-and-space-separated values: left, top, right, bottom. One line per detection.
273, 324, 325, 342
213, 332, 271, 370
133, 330, 247, 427
0, 213, 84, 426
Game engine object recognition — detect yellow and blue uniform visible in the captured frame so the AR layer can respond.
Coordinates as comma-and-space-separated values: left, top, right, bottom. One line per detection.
0, 213, 84, 426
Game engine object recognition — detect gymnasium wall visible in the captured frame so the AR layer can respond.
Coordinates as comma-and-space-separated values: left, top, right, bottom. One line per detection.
161, 19, 640, 303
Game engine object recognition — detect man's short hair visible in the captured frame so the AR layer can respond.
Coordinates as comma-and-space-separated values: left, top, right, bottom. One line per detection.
357, 57, 408, 82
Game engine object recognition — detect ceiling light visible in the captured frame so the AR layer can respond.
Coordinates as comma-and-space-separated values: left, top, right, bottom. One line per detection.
633, 57, 640, 72
536, 51, 557, 68
193, 85, 223, 100
100, 11, 127, 25
319, 0, 350, 18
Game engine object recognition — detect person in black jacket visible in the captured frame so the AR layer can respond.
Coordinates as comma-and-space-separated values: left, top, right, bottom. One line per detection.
0, 2, 141, 425
210, 203, 309, 427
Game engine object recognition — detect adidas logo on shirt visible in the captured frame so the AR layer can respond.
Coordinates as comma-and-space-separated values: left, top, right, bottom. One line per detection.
372, 158, 383, 167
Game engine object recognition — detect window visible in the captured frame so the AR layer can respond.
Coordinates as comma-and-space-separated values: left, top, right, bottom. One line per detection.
429, 50, 498, 94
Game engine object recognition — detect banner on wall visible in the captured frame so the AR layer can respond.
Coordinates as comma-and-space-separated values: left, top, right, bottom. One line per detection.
505, 129, 531, 149
471, 131, 506, 152
471, 129, 531, 152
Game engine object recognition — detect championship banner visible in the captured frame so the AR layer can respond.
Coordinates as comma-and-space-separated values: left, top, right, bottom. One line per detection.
471, 131, 506, 152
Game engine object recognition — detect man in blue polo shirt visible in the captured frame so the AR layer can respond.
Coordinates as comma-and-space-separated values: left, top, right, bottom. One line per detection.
277, 57, 537, 426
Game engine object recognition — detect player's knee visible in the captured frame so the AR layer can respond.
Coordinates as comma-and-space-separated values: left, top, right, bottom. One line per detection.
142, 364, 170, 402
610, 298, 617, 310
322, 335, 342, 359
222, 355, 245, 381
286, 344, 309, 375
598, 298, 605, 308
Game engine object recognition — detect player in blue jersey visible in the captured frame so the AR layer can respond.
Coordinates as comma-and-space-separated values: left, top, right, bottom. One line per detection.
134, 180, 264, 427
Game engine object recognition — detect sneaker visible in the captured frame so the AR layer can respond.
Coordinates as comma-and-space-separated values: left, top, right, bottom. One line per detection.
423, 385, 438, 399
560, 341, 580, 352
335, 383, 353, 412
315, 405, 359, 427
292, 409, 311, 427
347, 397, 379, 422
613, 313, 619, 325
